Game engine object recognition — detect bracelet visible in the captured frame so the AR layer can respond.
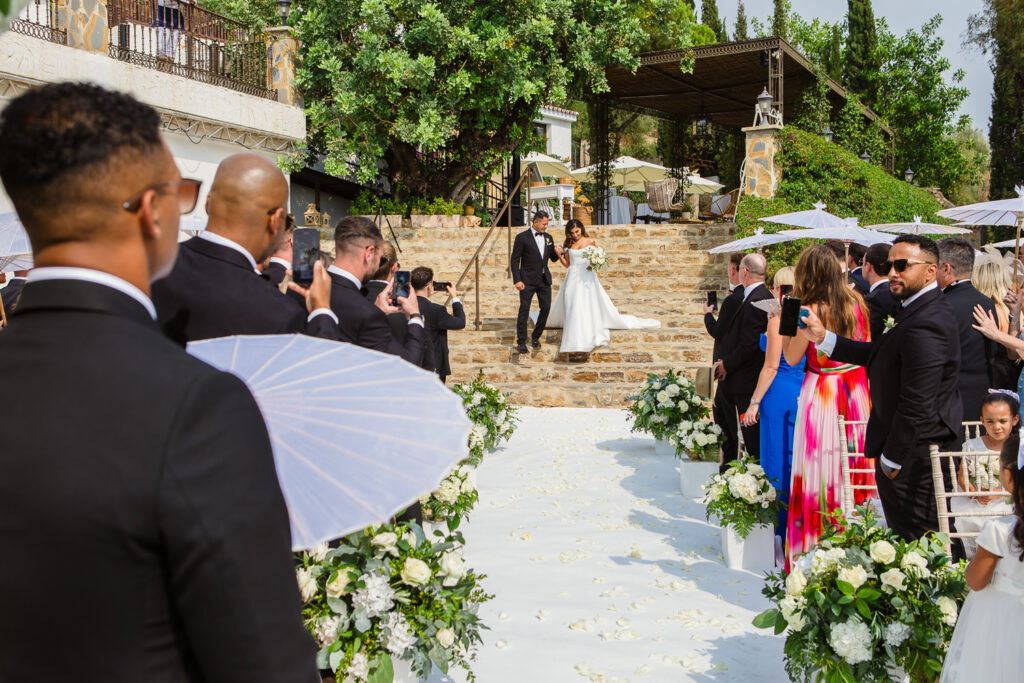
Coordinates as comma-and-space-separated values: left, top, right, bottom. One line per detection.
749, 400, 760, 407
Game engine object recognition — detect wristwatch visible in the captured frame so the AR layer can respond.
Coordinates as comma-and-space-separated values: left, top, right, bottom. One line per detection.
409, 313, 424, 320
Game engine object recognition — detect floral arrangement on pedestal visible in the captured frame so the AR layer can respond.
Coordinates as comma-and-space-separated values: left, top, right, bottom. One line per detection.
452, 371, 519, 467
702, 458, 781, 538
670, 417, 723, 461
296, 523, 492, 683
753, 508, 967, 683
627, 370, 709, 450
421, 466, 479, 530
581, 245, 608, 271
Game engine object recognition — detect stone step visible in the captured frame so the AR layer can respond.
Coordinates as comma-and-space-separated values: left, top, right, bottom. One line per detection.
447, 361, 707, 386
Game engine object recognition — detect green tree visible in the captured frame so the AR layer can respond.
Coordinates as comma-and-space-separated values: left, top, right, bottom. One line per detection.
201, 0, 276, 31
292, 0, 658, 203
771, 0, 790, 39
823, 25, 844, 80
844, 0, 880, 103
734, 1, 748, 40
700, 0, 726, 42
948, 127, 991, 205
642, 0, 699, 51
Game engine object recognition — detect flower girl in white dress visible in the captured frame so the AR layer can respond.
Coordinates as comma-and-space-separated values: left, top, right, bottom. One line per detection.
536, 220, 659, 353
940, 430, 1024, 682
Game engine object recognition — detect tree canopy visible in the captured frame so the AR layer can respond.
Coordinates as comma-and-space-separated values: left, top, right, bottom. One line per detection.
844, 0, 880, 104
734, 1, 748, 40
700, 0, 727, 43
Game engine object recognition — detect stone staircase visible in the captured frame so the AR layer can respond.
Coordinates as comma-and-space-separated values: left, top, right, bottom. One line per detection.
381, 221, 739, 406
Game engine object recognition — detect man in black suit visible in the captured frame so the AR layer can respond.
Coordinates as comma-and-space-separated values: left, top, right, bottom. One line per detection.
260, 213, 293, 287
328, 216, 425, 364
937, 237, 997, 425
152, 153, 339, 343
847, 242, 869, 295
0, 82, 316, 682
363, 240, 407, 345
411, 266, 466, 382
0, 269, 28, 316
802, 235, 962, 541
704, 251, 745, 469
862, 243, 897, 341
714, 253, 773, 467
511, 210, 562, 354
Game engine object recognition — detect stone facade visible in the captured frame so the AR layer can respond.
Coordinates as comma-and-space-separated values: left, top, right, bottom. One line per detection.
741, 124, 783, 199
266, 26, 300, 107
56, 0, 107, 53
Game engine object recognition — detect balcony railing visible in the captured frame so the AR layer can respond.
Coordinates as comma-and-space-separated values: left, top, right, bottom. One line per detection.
9, 0, 67, 44
107, 0, 275, 100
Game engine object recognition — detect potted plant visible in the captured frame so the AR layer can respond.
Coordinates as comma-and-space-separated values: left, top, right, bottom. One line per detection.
702, 458, 781, 571
753, 508, 966, 683
670, 416, 723, 498
627, 370, 704, 455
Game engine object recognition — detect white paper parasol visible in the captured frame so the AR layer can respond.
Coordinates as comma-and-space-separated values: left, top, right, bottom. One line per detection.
759, 201, 848, 229
937, 185, 1024, 284
187, 334, 473, 550
0, 212, 31, 272
866, 216, 971, 235
779, 222, 894, 264
707, 226, 796, 253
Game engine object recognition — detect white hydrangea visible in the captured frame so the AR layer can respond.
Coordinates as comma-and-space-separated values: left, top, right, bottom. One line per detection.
936, 596, 958, 626
315, 615, 342, 646
383, 612, 417, 657
351, 572, 395, 618
470, 392, 485, 407
345, 651, 370, 682
837, 565, 869, 590
884, 621, 911, 648
900, 551, 931, 579
310, 542, 330, 562
437, 478, 460, 504
810, 547, 847, 574
727, 472, 760, 503
829, 618, 873, 665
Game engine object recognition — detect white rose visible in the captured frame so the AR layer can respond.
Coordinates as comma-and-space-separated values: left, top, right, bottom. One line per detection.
400, 557, 432, 586
315, 615, 342, 646
371, 532, 399, 557
326, 569, 351, 598
785, 568, 807, 596
437, 478, 460, 504
879, 568, 906, 591
677, 399, 689, 412
346, 652, 370, 681
402, 530, 417, 547
900, 551, 931, 578
460, 475, 475, 494
837, 565, 869, 590
438, 550, 468, 587
746, 464, 764, 477
436, 627, 456, 648
679, 420, 693, 432
666, 383, 680, 397
694, 433, 709, 447
869, 540, 897, 565
778, 595, 807, 630
656, 390, 669, 403
936, 596, 958, 626
710, 424, 722, 434
295, 567, 317, 603
310, 542, 329, 562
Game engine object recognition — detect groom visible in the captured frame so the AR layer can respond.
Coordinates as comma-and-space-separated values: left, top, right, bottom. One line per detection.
511, 211, 562, 354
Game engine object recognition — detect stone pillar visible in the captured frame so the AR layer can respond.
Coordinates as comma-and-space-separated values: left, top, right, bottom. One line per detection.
740, 124, 783, 199
266, 26, 301, 107
56, 0, 108, 53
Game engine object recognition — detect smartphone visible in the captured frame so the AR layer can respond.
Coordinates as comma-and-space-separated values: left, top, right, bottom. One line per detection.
291, 228, 320, 286
778, 296, 802, 337
433, 281, 451, 291
706, 290, 718, 311
780, 284, 794, 298
392, 270, 411, 307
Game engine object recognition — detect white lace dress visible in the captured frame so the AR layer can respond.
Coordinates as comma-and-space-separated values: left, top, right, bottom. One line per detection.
941, 515, 1024, 682
950, 437, 1014, 558
535, 248, 659, 353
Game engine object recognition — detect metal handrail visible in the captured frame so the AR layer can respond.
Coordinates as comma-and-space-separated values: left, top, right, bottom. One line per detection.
449, 169, 531, 330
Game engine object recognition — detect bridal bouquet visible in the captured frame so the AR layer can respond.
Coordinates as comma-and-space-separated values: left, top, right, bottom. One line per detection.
581, 245, 608, 271
702, 458, 781, 538
296, 522, 492, 683
753, 508, 966, 683
627, 370, 708, 443
452, 371, 519, 466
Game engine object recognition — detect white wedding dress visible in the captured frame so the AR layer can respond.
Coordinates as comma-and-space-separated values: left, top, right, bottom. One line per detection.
534, 248, 660, 353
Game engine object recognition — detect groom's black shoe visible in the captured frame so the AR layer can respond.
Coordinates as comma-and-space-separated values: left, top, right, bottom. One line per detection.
517, 343, 528, 354
531, 339, 541, 349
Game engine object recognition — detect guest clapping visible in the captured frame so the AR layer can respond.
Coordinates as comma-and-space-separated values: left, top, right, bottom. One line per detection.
411, 267, 466, 383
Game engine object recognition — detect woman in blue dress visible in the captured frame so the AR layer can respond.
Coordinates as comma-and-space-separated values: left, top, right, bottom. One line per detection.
740, 266, 805, 549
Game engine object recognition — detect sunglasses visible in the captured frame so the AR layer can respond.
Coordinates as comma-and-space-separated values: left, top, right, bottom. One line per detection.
883, 258, 934, 274
122, 178, 202, 214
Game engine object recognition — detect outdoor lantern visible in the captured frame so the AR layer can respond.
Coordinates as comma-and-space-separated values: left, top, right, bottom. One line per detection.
859, 151, 871, 163
277, 0, 292, 24
904, 167, 915, 183
757, 88, 773, 116
304, 202, 320, 227
695, 105, 711, 140
821, 124, 834, 143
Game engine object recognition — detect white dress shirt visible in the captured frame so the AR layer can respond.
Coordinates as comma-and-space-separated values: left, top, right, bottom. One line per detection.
198, 231, 259, 273
328, 266, 423, 327
268, 256, 290, 269
742, 280, 764, 300
532, 230, 547, 257
817, 280, 939, 471
869, 278, 887, 293
27, 267, 157, 319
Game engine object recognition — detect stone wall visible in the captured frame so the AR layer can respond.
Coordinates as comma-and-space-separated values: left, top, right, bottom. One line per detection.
741, 124, 782, 199
56, 0, 107, 53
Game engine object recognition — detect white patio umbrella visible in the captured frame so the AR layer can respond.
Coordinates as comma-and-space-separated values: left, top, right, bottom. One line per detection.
778, 222, 895, 264
522, 151, 572, 179
685, 174, 725, 196
187, 334, 473, 550
571, 156, 670, 191
707, 227, 796, 253
759, 201, 848, 230
867, 216, 971, 236
937, 186, 1024, 283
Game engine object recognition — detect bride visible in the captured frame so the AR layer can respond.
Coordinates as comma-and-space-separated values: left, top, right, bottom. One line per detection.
536, 219, 660, 353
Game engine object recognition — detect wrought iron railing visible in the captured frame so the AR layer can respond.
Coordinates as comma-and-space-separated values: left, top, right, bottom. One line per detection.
107, 0, 274, 100
9, 0, 66, 44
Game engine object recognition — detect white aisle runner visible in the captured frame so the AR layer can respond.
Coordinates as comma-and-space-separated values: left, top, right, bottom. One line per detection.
430, 407, 787, 683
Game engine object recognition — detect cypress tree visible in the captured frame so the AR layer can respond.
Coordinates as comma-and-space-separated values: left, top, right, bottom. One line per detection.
700, 0, 726, 42
989, 3, 1024, 198
772, 0, 789, 39
844, 0, 880, 103
734, 1, 748, 40
825, 25, 843, 80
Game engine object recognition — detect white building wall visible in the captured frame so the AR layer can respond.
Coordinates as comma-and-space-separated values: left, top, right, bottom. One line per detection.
535, 105, 578, 162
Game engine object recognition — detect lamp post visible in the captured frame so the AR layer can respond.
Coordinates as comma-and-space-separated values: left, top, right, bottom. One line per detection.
821, 124, 834, 143
276, 0, 292, 24
903, 167, 915, 184
757, 88, 773, 117
859, 151, 871, 163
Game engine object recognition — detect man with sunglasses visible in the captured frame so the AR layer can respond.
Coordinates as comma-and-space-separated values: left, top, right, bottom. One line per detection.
0, 84, 317, 682
152, 153, 341, 343
800, 234, 962, 542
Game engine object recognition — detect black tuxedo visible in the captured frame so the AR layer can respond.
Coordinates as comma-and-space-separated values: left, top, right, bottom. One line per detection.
943, 280, 996, 424
330, 272, 424, 364
705, 284, 745, 467
418, 295, 466, 380
262, 259, 288, 287
0, 279, 317, 683
364, 279, 408, 344
865, 281, 897, 342
849, 267, 869, 296
719, 283, 773, 464
510, 228, 560, 345
830, 286, 962, 541
152, 237, 340, 343
0, 277, 25, 315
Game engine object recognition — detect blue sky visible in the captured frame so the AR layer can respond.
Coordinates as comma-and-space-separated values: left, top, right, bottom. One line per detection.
714, 1, 993, 132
